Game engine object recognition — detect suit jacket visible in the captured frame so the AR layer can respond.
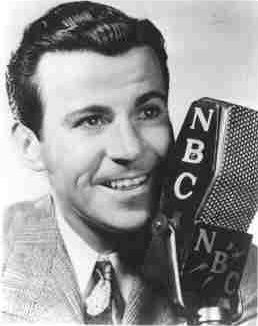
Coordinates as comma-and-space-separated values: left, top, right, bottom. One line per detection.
1, 195, 257, 325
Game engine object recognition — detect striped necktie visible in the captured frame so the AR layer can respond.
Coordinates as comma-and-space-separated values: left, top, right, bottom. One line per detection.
84, 260, 125, 324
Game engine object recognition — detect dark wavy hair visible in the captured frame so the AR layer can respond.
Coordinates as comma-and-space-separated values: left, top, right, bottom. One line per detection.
6, 1, 169, 139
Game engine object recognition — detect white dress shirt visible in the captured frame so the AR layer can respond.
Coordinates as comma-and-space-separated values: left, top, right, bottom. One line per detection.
53, 197, 135, 306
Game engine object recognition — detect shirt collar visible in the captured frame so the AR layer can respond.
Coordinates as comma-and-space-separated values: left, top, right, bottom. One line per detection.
52, 194, 134, 302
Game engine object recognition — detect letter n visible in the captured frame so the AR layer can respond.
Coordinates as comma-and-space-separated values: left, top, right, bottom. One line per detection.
194, 228, 216, 254
190, 107, 214, 132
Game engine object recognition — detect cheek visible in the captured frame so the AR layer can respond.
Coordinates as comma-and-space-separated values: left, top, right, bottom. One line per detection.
76, 153, 103, 188
40, 133, 104, 182
142, 125, 172, 157
41, 137, 71, 173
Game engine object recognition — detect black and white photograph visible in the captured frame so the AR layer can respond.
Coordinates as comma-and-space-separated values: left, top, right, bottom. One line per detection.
0, 1, 257, 325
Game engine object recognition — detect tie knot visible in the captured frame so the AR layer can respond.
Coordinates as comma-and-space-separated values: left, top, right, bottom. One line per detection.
95, 260, 112, 281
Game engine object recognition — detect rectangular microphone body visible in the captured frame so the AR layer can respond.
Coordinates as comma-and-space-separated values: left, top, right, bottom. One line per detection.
161, 98, 258, 324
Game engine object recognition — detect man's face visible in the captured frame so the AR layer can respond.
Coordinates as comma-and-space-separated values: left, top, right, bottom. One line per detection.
36, 46, 171, 234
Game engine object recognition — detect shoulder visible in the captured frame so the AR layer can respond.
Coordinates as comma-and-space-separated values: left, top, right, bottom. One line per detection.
3, 195, 53, 232
2, 195, 54, 252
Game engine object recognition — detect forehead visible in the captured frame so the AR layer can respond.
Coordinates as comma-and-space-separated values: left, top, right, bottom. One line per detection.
34, 46, 166, 111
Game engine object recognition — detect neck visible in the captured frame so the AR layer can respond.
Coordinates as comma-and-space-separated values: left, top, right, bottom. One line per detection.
54, 196, 152, 259
61, 205, 116, 253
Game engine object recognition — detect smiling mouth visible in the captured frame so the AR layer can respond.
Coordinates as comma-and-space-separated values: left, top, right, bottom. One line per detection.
102, 174, 149, 191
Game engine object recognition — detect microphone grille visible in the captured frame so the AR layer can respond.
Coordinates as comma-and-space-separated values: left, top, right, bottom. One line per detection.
196, 103, 258, 232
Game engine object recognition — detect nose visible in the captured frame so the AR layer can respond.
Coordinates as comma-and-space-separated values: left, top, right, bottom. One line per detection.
106, 120, 143, 165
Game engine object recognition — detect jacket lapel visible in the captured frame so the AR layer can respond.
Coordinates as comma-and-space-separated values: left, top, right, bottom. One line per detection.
122, 276, 145, 324
122, 274, 171, 325
1, 195, 84, 323
50, 236, 84, 322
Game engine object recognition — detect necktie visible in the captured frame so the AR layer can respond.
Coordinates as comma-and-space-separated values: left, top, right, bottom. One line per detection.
84, 260, 125, 324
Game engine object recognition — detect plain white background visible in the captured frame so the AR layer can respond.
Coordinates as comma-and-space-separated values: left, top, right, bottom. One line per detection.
0, 0, 258, 243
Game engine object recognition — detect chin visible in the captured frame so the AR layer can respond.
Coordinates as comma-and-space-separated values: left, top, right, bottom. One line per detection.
106, 208, 151, 233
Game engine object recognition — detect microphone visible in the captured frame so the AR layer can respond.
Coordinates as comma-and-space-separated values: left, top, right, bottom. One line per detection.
160, 97, 258, 324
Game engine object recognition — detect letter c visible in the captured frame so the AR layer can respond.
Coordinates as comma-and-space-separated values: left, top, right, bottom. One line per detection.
174, 172, 197, 200
224, 271, 240, 296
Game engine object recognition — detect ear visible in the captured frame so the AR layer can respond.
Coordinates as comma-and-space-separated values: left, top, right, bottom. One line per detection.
12, 123, 46, 172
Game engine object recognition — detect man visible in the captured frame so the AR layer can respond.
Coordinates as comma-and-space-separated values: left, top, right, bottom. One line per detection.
1, 1, 256, 325
1, 1, 178, 324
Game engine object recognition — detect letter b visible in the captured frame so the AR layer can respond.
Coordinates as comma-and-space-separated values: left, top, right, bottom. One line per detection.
182, 138, 205, 164
210, 250, 228, 273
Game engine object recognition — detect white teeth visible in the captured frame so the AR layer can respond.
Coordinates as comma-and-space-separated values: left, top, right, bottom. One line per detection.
106, 175, 148, 190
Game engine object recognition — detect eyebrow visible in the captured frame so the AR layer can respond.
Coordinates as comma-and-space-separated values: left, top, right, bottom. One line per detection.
63, 90, 167, 126
135, 90, 167, 107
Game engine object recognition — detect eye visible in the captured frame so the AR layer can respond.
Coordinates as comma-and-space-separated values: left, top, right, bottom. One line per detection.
74, 114, 109, 128
138, 105, 163, 120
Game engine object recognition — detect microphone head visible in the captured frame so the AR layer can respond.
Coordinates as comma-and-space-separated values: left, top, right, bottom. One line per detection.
162, 97, 258, 233
194, 98, 258, 232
